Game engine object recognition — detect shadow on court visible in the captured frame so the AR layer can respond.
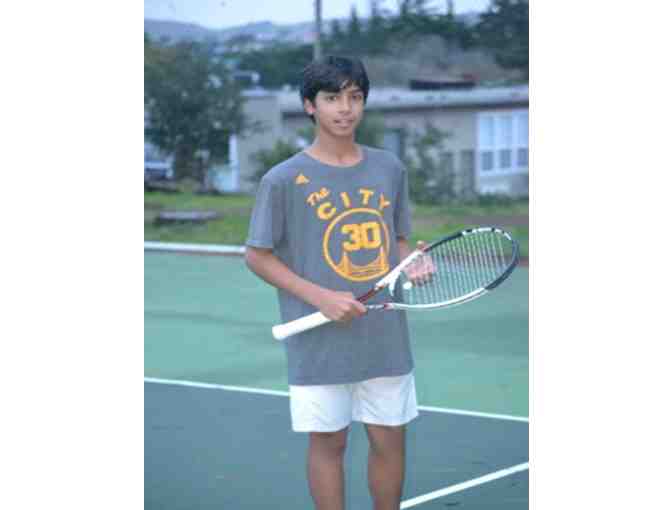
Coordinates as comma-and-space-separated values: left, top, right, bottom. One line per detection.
145, 381, 528, 509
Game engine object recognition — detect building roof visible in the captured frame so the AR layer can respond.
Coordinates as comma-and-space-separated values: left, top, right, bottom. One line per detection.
275, 84, 528, 114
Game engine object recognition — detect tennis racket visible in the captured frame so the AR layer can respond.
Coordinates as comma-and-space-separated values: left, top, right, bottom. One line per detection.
272, 226, 520, 341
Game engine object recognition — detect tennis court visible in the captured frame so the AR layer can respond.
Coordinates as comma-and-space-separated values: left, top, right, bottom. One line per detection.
145, 248, 529, 509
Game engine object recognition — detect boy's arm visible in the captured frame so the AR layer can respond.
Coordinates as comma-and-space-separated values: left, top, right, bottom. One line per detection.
245, 246, 366, 323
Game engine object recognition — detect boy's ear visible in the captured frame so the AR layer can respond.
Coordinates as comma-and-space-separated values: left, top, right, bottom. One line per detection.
303, 98, 316, 115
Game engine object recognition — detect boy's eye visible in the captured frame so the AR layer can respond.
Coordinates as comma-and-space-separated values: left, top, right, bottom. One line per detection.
325, 95, 337, 101
352, 93, 363, 101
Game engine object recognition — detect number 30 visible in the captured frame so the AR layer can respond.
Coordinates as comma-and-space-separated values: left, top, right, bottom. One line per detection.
341, 222, 382, 252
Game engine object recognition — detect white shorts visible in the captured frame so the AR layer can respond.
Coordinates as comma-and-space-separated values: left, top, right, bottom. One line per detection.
289, 372, 419, 433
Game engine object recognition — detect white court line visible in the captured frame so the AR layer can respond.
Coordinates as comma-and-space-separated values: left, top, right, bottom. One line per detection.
418, 405, 528, 423
144, 241, 245, 255
143, 377, 528, 422
143, 377, 289, 397
400, 462, 529, 509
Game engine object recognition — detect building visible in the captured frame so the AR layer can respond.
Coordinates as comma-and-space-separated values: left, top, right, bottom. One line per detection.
214, 84, 528, 197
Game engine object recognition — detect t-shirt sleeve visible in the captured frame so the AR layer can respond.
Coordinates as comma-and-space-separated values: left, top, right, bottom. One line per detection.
246, 175, 285, 249
394, 164, 412, 239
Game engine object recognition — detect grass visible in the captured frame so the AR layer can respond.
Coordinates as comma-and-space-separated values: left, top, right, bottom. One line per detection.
411, 200, 529, 258
144, 190, 254, 245
145, 189, 529, 257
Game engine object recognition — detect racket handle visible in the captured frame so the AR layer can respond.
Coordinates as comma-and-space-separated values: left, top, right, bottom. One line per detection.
272, 311, 332, 341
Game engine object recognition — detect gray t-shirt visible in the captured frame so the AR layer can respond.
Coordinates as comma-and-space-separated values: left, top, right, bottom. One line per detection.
246, 145, 414, 385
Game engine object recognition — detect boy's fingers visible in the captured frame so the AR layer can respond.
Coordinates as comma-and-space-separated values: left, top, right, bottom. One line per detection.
346, 298, 366, 316
346, 294, 366, 314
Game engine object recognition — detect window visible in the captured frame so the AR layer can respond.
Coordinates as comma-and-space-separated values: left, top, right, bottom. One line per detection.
517, 148, 528, 167
497, 115, 513, 170
516, 112, 528, 168
481, 152, 494, 171
478, 116, 495, 173
478, 110, 528, 174
499, 149, 512, 169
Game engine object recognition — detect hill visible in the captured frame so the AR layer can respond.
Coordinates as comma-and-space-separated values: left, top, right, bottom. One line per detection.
144, 11, 482, 46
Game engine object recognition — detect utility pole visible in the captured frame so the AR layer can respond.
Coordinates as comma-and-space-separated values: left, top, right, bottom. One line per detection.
314, 0, 322, 60
447, 0, 454, 15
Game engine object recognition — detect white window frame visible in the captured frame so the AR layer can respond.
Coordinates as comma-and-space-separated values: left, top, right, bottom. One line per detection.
477, 109, 528, 176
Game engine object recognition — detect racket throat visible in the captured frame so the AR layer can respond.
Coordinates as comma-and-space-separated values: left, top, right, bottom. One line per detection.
358, 288, 380, 302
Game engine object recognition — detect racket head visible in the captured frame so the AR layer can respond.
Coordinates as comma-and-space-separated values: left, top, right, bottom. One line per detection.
385, 226, 519, 310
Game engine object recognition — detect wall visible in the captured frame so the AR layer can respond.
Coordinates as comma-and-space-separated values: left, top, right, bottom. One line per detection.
238, 90, 529, 199
236, 92, 284, 190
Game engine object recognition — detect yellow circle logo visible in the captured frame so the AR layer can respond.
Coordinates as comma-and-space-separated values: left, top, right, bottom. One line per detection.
322, 208, 390, 282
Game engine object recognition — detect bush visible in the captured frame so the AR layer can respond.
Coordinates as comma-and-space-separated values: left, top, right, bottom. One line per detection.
475, 193, 518, 207
249, 115, 387, 184
249, 139, 302, 183
403, 123, 457, 205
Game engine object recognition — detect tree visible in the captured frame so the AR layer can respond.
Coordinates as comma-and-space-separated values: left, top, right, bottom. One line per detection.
475, 0, 528, 78
389, 0, 436, 40
345, 5, 364, 54
236, 43, 313, 89
404, 122, 455, 204
144, 36, 246, 184
367, 2, 389, 54
426, 11, 473, 49
314, 0, 323, 60
329, 18, 344, 44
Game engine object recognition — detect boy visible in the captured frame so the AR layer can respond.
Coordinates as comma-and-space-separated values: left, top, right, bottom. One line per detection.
245, 56, 422, 510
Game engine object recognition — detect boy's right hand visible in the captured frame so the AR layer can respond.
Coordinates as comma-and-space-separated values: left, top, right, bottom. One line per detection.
314, 289, 367, 323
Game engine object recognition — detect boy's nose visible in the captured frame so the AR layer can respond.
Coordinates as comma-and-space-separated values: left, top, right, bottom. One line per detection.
338, 97, 352, 113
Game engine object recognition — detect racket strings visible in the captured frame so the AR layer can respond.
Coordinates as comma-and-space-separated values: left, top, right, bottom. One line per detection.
399, 230, 513, 306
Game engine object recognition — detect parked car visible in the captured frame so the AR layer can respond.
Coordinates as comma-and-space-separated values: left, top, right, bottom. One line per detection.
144, 159, 174, 181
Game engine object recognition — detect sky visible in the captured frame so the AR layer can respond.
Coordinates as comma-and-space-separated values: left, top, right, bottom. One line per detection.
144, 0, 491, 29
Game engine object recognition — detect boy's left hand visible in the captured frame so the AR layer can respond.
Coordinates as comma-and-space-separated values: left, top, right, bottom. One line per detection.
403, 241, 436, 286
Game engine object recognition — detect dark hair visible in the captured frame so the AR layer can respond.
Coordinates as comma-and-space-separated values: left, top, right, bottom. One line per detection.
299, 56, 370, 123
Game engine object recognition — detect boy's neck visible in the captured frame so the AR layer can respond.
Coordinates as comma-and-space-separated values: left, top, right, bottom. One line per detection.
306, 134, 362, 167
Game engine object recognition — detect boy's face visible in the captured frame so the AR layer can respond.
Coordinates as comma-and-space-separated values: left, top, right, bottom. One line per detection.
304, 84, 365, 139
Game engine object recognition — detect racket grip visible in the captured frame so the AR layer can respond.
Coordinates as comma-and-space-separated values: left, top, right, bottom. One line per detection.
272, 311, 332, 341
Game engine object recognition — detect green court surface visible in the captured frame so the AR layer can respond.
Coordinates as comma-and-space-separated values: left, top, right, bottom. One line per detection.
145, 250, 529, 509
145, 381, 528, 510
145, 251, 528, 416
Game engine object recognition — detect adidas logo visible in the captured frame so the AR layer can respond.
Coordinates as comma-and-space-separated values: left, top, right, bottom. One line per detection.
295, 173, 310, 185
